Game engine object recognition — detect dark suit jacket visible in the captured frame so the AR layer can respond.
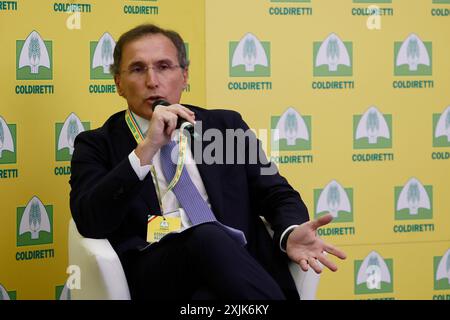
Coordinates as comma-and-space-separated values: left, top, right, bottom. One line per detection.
69, 105, 310, 299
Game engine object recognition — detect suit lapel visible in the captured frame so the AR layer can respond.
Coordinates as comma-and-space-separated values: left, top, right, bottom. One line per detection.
117, 112, 162, 216
139, 175, 162, 216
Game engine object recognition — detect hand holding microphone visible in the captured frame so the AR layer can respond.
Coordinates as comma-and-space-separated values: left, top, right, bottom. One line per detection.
134, 100, 195, 165
151, 99, 195, 136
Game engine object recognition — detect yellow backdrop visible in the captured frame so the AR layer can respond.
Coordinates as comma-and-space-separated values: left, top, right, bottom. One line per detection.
0, 0, 448, 300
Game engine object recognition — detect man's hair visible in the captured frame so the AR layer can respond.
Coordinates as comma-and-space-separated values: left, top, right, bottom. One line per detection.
110, 24, 189, 75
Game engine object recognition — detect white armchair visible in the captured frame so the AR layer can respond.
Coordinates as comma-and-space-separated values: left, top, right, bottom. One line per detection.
68, 219, 131, 300
261, 217, 322, 300
68, 218, 320, 300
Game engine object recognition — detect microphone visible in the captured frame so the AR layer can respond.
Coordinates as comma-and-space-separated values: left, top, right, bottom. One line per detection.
151, 99, 194, 136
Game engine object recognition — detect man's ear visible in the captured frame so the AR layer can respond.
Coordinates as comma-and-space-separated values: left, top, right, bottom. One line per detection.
114, 74, 123, 96
182, 67, 189, 89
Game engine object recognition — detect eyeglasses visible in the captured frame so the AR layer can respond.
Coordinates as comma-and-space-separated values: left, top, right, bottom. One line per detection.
121, 62, 184, 79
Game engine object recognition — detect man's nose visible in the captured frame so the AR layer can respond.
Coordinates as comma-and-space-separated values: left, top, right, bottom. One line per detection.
145, 67, 159, 88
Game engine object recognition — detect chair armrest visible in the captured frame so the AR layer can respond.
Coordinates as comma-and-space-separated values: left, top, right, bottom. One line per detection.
68, 219, 131, 300
288, 261, 321, 300
260, 217, 321, 300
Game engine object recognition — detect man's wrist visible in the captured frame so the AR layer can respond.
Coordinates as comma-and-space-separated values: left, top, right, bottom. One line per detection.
280, 225, 298, 253
129, 151, 152, 181
135, 139, 159, 166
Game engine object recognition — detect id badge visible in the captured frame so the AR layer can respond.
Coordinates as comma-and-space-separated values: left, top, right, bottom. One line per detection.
147, 215, 182, 243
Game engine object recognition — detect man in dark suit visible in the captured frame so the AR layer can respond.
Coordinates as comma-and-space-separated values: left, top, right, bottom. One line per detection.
70, 24, 346, 300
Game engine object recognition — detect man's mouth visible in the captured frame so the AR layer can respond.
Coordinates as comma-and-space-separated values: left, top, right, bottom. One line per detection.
146, 96, 164, 104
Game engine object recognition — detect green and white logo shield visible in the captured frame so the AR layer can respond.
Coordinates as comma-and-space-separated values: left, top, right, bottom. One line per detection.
55, 113, 89, 161
354, 106, 392, 149
355, 251, 394, 295
395, 177, 433, 220
0, 284, 16, 300
0, 116, 17, 164
16, 30, 52, 80
434, 249, 450, 290
16, 196, 53, 247
433, 106, 450, 147
271, 107, 311, 151
229, 32, 270, 77
90, 32, 116, 79
314, 180, 353, 223
395, 33, 432, 76
56, 284, 71, 300
314, 33, 353, 77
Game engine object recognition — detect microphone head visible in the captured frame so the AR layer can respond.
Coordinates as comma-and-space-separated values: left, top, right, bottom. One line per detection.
151, 99, 170, 110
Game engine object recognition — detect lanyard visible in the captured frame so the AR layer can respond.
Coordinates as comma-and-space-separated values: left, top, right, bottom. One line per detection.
125, 109, 188, 212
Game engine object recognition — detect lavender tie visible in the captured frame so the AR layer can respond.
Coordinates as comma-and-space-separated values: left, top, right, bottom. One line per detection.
160, 140, 246, 246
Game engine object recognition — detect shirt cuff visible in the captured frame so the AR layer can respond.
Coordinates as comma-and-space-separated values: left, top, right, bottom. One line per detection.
129, 150, 151, 181
280, 225, 298, 253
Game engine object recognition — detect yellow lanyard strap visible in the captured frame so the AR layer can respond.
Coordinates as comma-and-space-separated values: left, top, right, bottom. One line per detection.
125, 110, 188, 209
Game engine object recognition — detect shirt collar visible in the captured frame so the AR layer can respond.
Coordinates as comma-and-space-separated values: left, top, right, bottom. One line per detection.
129, 110, 149, 136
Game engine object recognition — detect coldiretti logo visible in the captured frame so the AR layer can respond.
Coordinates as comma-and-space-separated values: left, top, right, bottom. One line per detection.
0, 283, 16, 300
268, 0, 313, 16
355, 251, 394, 295
434, 249, 450, 290
354, 106, 392, 149
395, 33, 432, 76
55, 113, 89, 161
123, 0, 159, 15
433, 106, 450, 147
395, 177, 433, 220
431, 1, 450, 17
314, 180, 353, 222
229, 32, 270, 77
16, 196, 53, 247
16, 30, 52, 80
0, 115, 17, 164
90, 32, 116, 80
271, 107, 311, 151
314, 33, 353, 77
